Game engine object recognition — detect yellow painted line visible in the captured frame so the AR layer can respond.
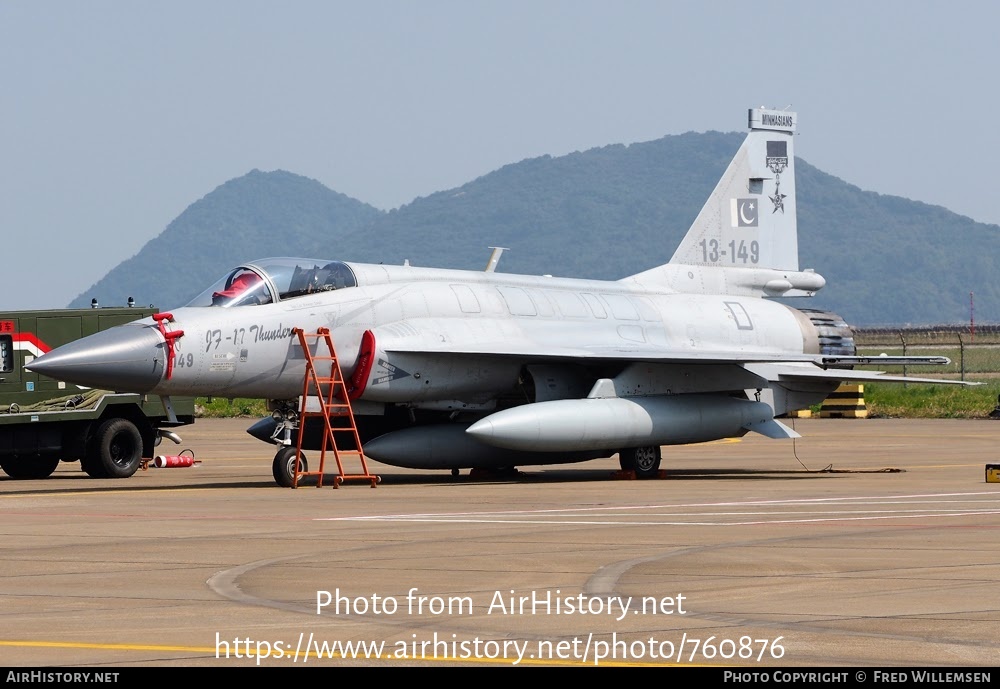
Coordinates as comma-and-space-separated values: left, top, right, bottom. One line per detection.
923, 463, 998, 469
0, 640, 206, 653
0, 639, 681, 667
676, 437, 741, 447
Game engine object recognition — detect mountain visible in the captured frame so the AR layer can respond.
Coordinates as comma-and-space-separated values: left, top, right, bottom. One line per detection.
69, 132, 999, 325
69, 170, 383, 311
795, 163, 996, 325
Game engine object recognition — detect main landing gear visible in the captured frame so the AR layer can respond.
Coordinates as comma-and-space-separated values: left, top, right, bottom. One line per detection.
618, 445, 662, 479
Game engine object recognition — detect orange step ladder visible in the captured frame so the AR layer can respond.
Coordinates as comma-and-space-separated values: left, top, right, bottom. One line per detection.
291, 327, 380, 488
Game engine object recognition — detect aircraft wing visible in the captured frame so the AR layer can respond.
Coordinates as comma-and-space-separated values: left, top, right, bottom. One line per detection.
372, 318, 823, 364
371, 319, 973, 382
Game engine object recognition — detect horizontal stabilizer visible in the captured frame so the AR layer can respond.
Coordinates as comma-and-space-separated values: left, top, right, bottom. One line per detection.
744, 362, 980, 386
819, 355, 950, 367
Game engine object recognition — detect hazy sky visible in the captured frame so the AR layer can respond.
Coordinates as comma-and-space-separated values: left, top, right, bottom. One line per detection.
3, 1, 998, 311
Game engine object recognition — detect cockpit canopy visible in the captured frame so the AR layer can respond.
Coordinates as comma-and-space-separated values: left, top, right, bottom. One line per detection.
185, 258, 357, 308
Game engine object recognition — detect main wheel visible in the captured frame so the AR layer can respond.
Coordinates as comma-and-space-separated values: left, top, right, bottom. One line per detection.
0, 455, 60, 479
272, 446, 307, 488
81, 453, 105, 478
619, 446, 661, 479
89, 418, 143, 479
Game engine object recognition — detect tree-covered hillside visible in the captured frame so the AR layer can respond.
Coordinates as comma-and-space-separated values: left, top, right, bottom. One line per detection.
795, 163, 997, 325
70, 133, 999, 325
69, 170, 383, 310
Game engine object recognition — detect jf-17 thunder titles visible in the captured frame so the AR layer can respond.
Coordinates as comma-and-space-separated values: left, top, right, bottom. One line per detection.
28, 108, 971, 486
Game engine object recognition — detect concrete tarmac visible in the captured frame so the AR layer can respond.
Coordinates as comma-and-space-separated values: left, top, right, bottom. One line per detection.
1, 417, 998, 668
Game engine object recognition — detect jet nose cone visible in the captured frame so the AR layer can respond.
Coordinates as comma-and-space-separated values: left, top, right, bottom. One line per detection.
26, 324, 166, 393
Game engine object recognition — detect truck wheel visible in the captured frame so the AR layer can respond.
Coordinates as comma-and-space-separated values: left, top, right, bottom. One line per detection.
81, 454, 106, 478
90, 418, 143, 479
619, 446, 661, 479
272, 446, 307, 488
0, 455, 60, 479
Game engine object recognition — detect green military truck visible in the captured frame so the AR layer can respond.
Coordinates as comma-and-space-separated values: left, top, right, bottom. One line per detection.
0, 306, 195, 479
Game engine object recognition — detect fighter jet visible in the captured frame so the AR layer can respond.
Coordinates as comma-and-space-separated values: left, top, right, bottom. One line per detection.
28, 108, 969, 485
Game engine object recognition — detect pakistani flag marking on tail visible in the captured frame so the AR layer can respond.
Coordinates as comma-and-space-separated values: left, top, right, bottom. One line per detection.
730, 198, 759, 228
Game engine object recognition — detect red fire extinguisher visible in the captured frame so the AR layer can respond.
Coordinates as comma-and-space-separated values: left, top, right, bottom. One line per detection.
152, 449, 199, 468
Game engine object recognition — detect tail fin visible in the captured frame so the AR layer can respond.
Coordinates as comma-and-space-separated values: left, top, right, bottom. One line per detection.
625, 108, 824, 297
671, 108, 798, 270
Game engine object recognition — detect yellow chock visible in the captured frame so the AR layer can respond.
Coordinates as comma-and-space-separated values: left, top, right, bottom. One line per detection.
820, 384, 868, 418
987, 465, 1000, 483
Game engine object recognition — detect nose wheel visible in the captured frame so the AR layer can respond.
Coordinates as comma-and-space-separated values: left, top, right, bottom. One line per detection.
272, 446, 308, 487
